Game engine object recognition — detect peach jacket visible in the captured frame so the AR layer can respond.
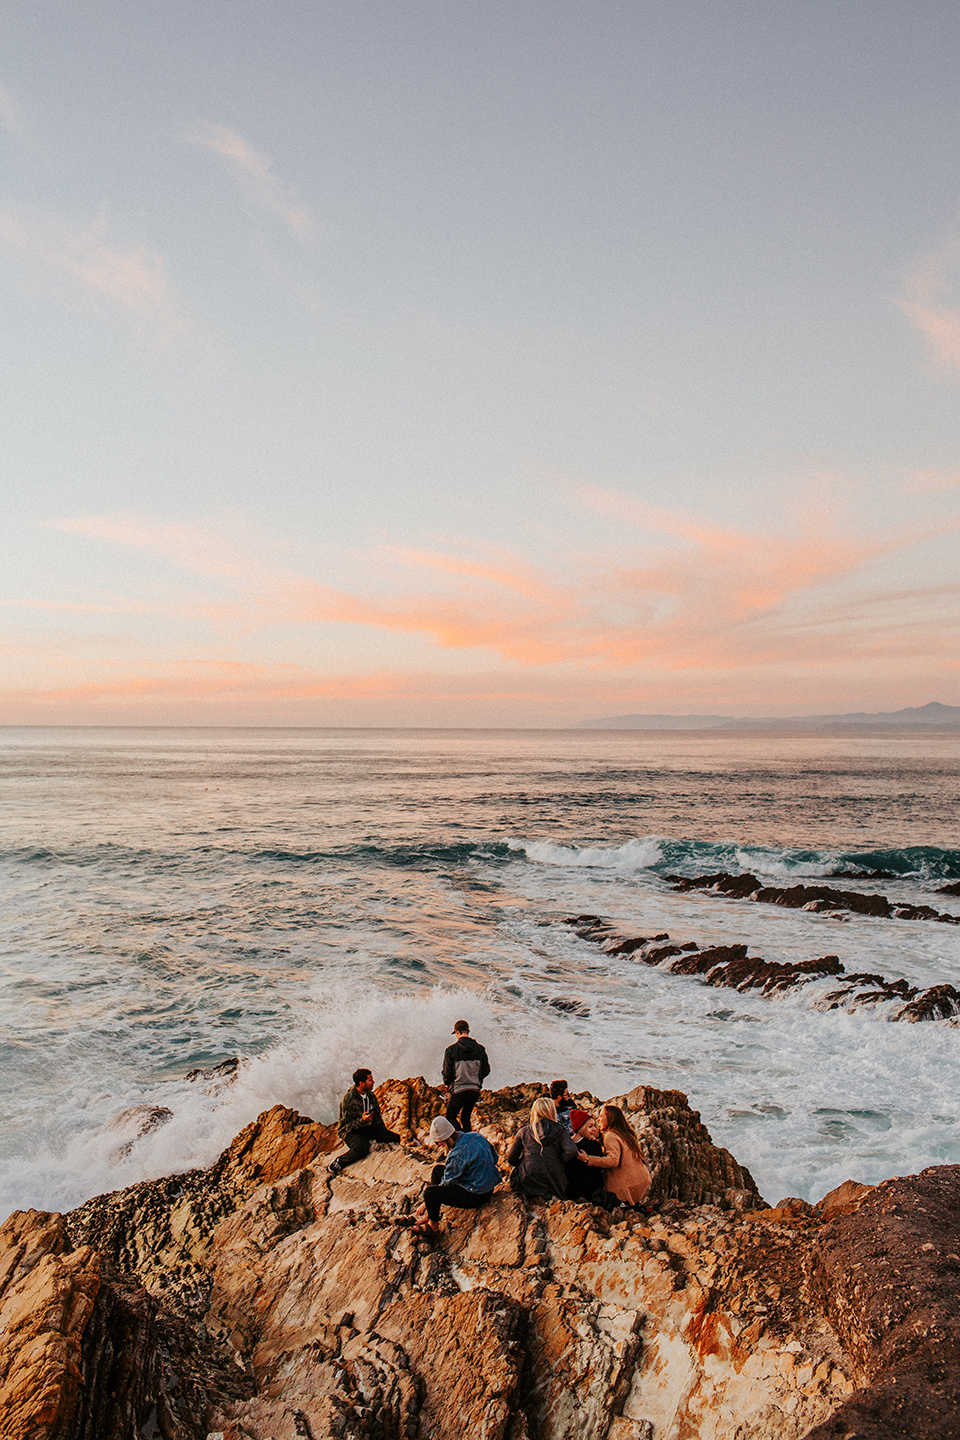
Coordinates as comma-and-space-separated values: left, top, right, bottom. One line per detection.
597, 1132, 651, 1204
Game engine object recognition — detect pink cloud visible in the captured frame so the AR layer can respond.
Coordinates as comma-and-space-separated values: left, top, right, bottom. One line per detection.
188, 123, 313, 239
899, 238, 960, 372
901, 468, 960, 495
41, 492, 960, 689
0, 207, 192, 341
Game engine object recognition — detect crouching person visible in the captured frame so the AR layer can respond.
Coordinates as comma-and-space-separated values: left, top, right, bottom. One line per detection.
328, 1068, 401, 1175
413, 1116, 500, 1237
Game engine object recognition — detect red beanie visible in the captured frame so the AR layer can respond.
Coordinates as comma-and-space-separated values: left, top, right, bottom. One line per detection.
569, 1109, 591, 1134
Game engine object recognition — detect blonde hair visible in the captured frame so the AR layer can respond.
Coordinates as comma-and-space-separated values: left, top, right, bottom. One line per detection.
530, 1096, 557, 1143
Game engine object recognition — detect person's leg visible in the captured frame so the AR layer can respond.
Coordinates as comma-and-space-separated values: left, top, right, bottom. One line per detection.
445, 1090, 479, 1131
456, 1091, 479, 1131
430, 1163, 445, 1185
329, 1131, 372, 1173
442, 1184, 489, 1210
368, 1122, 401, 1145
423, 1185, 445, 1224
423, 1184, 490, 1224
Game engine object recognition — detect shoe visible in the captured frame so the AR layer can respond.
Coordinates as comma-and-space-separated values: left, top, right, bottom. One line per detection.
328, 1158, 343, 1176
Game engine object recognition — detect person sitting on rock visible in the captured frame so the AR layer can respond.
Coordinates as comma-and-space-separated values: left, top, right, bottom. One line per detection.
506, 1097, 579, 1199
549, 1079, 575, 1131
412, 1116, 501, 1237
442, 1020, 490, 1133
563, 1109, 610, 1204
588, 1104, 652, 1208
328, 1069, 401, 1176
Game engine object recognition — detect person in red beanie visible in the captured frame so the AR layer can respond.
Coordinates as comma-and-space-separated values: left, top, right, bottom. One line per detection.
563, 1110, 608, 1203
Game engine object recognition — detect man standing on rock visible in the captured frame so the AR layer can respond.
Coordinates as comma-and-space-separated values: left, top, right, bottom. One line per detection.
442, 1020, 490, 1132
328, 1069, 401, 1175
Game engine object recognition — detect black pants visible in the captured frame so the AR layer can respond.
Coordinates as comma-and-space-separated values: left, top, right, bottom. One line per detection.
339, 1121, 401, 1169
423, 1163, 491, 1224
445, 1088, 480, 1131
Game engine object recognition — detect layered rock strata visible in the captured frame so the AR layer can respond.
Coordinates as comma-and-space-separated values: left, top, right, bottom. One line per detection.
563, 914, 960, 1021
1, 1082, 958, 1439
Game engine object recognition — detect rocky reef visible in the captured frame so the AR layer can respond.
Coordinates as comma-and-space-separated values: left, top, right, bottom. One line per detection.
2, 1079, 959, 1439
564, 913, 960, 1022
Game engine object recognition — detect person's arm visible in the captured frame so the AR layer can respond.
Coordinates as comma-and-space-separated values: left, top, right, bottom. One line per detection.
479, 1045, 490, 1084
441, 1046, 454, 1087
506, 1133, 523, 1167
560, 1128, 579, 1163
587, 1134, 620, 1169
442, 1140, 468, 1187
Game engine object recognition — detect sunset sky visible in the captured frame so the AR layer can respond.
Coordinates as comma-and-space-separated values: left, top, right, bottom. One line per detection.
3, 1, 960, 726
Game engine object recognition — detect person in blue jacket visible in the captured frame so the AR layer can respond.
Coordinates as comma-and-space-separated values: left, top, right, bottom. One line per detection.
412, 1115, 501, 1237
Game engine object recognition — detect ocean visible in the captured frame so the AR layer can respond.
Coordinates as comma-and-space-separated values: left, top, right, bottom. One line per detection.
2, 725, 959, 1219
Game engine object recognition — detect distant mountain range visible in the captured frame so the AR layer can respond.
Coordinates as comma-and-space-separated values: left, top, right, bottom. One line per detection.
579, 701, 960, 731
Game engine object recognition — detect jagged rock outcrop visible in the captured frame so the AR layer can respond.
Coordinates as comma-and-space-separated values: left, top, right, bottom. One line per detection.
2, 1082, 959, 1439
667, 871, 960, 925
564, 914, 960, 1021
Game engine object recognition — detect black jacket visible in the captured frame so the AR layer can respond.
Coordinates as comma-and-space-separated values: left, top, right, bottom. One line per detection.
442, 1036, 490, 1093
506, 1119, 578, 1199
564, 1135, 605, 1201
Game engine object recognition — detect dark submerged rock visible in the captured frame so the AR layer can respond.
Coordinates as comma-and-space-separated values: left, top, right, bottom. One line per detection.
667, 871, 960, 924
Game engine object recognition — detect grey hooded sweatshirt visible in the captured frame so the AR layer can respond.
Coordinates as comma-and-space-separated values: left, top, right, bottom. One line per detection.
442, 1035, 491, 1094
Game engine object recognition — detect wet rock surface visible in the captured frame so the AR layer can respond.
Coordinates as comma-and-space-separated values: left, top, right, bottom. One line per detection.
564, 914, 960, 1021
2, 1084, 959, 1439
667, 870, 960, 925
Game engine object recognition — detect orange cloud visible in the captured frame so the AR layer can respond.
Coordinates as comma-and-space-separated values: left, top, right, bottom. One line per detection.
41, 490, 960, 689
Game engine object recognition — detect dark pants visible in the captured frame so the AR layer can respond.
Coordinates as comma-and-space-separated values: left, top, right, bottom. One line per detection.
339, 1121, 401, 1169
445, 1088, 480, 1131
423, 1163, 491, 1224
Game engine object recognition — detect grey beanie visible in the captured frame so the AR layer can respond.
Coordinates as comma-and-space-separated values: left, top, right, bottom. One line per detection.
429, 1116, 456, 1143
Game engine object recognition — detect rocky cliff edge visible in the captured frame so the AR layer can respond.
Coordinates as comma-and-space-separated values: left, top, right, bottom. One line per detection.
1, 1078, 958, 1440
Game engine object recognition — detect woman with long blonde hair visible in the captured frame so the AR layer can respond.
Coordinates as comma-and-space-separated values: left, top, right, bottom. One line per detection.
506, 1095, 579, 1199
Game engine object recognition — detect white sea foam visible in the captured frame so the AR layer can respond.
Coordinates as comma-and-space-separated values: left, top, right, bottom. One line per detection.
732, 848, 837, 879
0, 982, 616, 1218
511, 836, 665, 870
3, 728, 960, 1225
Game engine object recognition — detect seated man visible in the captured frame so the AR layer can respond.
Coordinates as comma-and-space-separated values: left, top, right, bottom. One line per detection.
413, 1116, 500, 1237
550, 1079, 575, 1131
328, 1068, 401, 1175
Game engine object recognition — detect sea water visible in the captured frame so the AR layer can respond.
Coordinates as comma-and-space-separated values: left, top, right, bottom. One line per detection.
1, 725, 959, 1218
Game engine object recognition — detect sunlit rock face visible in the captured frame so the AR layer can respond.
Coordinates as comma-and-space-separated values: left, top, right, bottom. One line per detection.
1, 1081, 958, 1440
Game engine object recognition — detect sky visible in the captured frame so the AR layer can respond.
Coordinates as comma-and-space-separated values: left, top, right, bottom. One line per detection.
3, 0, 960, 727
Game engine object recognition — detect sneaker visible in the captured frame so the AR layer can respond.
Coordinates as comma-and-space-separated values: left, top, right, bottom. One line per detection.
328, 1158, 343, 1176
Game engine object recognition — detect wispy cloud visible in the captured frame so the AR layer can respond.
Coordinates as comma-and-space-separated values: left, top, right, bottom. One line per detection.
0, 206, 193, 342
0, 81, 23, 135
899, 236, 960, 372
44, 491, 960, 685
188, 122, 313, 239
901, 468, 960, 495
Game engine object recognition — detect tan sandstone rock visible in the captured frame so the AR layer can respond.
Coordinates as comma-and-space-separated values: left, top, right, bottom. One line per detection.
1, 1081, 958, 1440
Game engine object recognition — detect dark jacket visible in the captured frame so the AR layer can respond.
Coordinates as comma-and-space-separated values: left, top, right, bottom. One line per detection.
337, 1085, 383, 1142
564, 1135, 605, 1201
442, 1035, 490, 1094
506, 1118, 578, 1200
441, 1131, 501, 1194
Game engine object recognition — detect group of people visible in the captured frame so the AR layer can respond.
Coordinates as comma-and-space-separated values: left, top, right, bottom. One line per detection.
328, 1020, 652, 1239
